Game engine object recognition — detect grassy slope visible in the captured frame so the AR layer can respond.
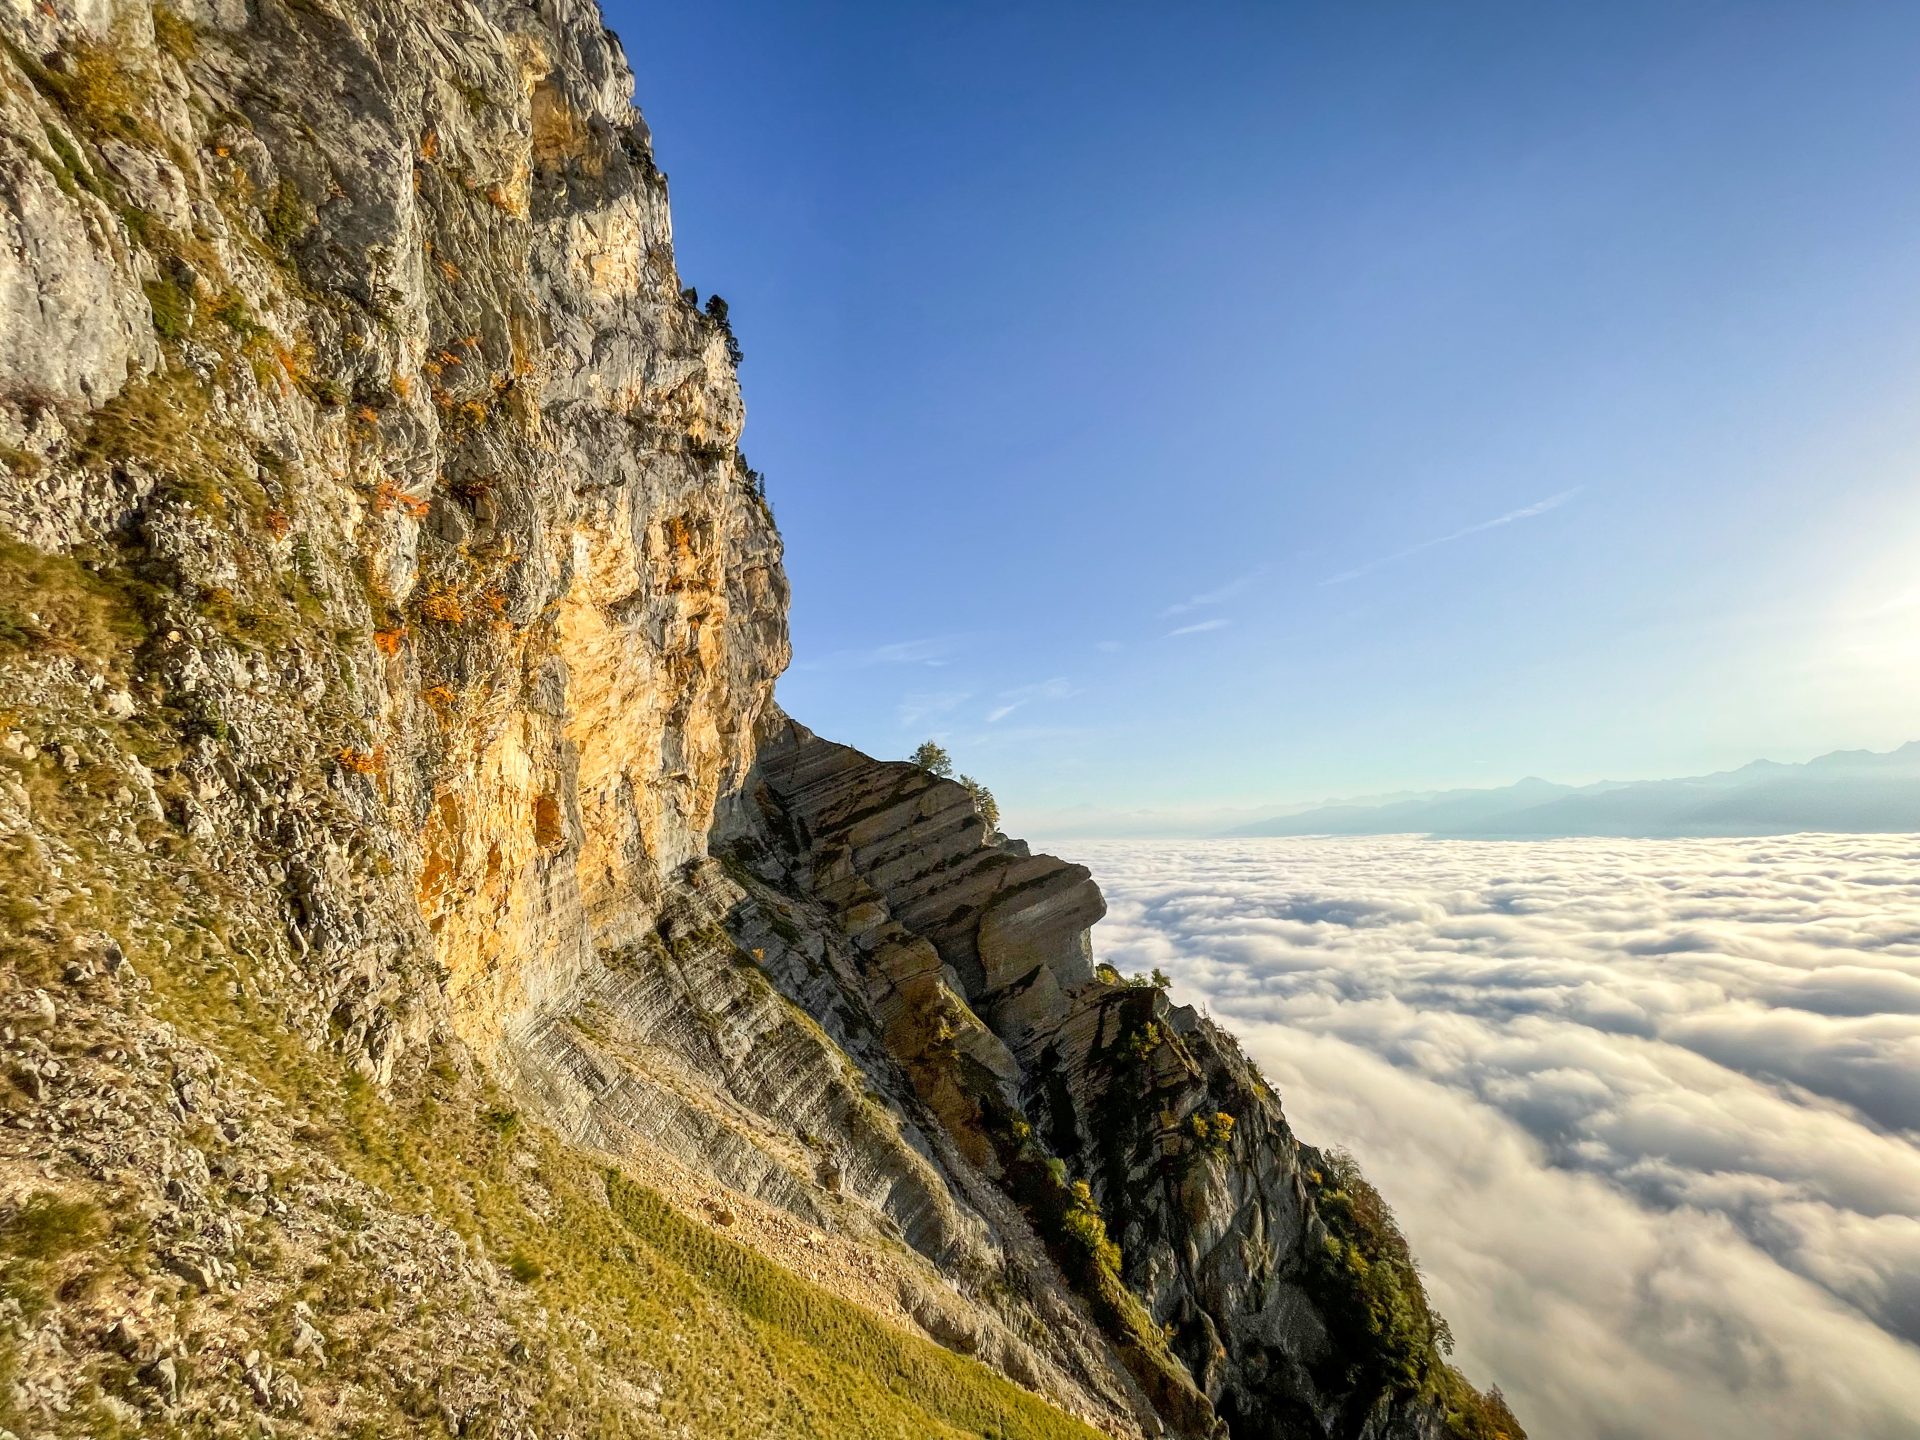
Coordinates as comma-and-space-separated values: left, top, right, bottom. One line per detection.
0, 531, 1108, 1440
328, 1063, 1111, 1440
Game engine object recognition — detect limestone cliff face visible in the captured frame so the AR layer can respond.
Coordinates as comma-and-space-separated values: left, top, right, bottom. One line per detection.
0, 0, 788, 1074
0, 1, 1515, 1437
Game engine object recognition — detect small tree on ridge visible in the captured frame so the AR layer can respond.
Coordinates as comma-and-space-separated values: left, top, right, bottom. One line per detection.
958, 774, 999, 834
910, 740, 952, 778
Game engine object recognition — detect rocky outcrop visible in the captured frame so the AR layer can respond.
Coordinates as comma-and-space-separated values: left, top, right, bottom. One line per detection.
0, 0, 1516, 1436
709, 720, 1459, 1439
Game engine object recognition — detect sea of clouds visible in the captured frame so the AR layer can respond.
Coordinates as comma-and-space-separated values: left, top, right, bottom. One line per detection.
1061, 834, 1920, 1440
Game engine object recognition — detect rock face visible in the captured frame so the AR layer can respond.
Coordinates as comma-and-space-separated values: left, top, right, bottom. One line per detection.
719, 721, 1455, 1439
1, 0, 789, 1073
0, 1, 1516, 1437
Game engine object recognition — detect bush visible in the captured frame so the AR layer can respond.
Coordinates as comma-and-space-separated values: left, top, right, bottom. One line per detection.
1189, 1111, 1235, 1156
909, 740, 952, 778
1125, 1021, 1162, 1064
1438, 1372, 1528, 1440
1301, 1143, 1524, 1440
734, 452, 766, 497
958, 773, 999, 833
1060, 1180, 1121, 1275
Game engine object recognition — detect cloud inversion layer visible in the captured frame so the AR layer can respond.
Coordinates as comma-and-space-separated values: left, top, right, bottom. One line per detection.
1066, 834, 1920, 1440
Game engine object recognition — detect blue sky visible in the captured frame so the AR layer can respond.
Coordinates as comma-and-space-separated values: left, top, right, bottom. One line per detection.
616, 1, 1920, 832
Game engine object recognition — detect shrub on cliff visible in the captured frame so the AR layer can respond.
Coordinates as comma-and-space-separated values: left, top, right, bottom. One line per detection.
1061, 1180, 1123, 1274
704, 294, 745, 367
1189, 1110, 1235, 1156
1439, 1374, 1528, 1440
1304, 1150, 1526, 1436
958, 773, 999, 832
910, 740, 953, 777
1306, 1148, 1446, 1391
1125, 1020, 1164, 1064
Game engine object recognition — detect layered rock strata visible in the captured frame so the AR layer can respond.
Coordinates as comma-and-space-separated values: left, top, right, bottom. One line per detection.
717, 720, 1454, 1439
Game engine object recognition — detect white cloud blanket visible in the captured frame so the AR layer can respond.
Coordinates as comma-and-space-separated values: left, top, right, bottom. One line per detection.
1065, 833, 1920, 1440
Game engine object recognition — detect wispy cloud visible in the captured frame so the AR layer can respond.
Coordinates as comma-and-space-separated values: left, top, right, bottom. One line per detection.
1163, 565, 1270, 617
793, 635, 966, 671
986, 677, 1074, 724
1166, 618, 1231, 638
896, 689, 971, 729
1095, 640, 1124, 654
957, 722, 1092, 749
1321, 487, 1583, 586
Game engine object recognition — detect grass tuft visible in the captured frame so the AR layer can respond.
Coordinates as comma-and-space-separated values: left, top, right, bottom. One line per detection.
0, 1193, 105, 1262
0, 531, 148, 663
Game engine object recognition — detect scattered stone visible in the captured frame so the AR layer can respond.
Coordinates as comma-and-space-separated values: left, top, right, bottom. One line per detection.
140, 1355, 179, 1404
165, 1253, 217, 1291
104, 1316, 143, 1358
290, 1318, 325, 1361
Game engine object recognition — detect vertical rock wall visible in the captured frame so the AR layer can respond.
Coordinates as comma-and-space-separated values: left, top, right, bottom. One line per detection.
0, 0, 789, 1071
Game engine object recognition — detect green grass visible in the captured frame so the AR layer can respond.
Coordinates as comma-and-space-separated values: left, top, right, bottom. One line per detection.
312, 1048, 1110, 1440
76, 368, 265, 514
0, 1193, 105, 1263
52, 826, 1117, 1440
151, 4, 199, 64
261, 178, 307, 251
144, 274, 190, 339
0, 531, 149, 666
603, 1174, 1101, 1440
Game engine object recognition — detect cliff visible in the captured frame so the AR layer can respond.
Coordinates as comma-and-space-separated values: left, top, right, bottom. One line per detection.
0, 1, 1521, 1437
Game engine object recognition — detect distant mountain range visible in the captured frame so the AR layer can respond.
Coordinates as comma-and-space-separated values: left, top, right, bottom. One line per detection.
1226, 743, 1920, 839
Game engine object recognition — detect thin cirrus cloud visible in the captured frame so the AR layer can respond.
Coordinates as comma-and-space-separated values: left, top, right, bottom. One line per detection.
1061, 832, 1920, 1440
986, 676, 1075, 724
791, 635, 967, 671
895, 689, 972, 730
1166, 617, 1231, 638
1320, 487, 1584, 586
1162, 564, 1271, 617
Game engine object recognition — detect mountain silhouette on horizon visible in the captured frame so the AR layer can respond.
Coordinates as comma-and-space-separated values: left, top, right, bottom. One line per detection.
1227, 742, 1920, 839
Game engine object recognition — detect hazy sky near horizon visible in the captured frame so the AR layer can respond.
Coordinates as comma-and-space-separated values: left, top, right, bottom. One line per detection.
619, 1, 1920, 827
